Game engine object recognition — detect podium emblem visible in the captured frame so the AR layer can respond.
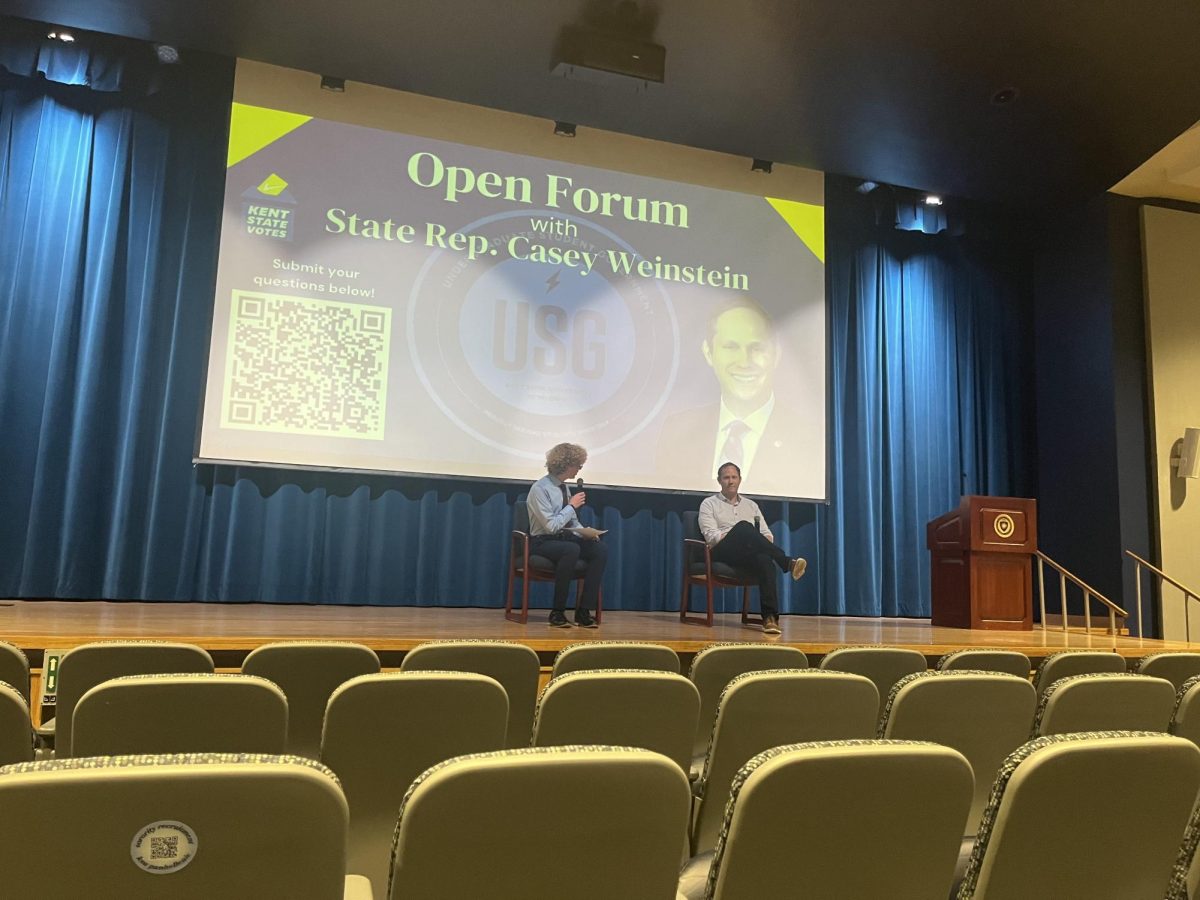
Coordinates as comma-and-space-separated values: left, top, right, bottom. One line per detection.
994, 513, 1016, 539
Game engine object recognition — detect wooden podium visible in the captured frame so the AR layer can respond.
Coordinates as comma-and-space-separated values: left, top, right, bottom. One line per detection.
927, 496, 1037, 631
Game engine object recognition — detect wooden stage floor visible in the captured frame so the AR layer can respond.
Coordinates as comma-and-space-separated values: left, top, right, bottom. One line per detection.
0, 599, 1191, 668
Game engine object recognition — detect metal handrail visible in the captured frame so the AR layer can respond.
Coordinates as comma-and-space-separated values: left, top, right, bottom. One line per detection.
1125, 549, 1200, 641
1035, 550, 1128, 635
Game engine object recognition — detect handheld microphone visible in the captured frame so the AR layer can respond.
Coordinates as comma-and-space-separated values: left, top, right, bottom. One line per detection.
576, 478, 584, 491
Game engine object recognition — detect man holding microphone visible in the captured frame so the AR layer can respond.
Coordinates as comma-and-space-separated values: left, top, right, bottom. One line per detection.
527, 442, 607, 628
698, 461, 806, 634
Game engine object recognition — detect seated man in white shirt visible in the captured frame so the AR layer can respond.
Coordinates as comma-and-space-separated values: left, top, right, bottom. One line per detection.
526, 442, 607, 628
697, 461, 806, 634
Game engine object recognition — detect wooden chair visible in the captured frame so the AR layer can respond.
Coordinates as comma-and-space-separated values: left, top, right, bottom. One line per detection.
504, 495, 603, 624
679, 510, 758, 627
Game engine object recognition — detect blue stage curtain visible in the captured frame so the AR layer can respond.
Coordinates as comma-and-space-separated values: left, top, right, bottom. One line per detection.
0, 31, 1034, 614
817, 178, 1035, 615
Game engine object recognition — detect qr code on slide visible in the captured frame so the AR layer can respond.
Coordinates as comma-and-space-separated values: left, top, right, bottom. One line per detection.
222, 291, 391, 439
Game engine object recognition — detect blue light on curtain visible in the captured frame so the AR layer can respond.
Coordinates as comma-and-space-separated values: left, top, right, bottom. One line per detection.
0, 27, 1034, 614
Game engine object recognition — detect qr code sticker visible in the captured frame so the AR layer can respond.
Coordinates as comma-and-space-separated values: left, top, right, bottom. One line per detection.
150, 836, 179, 860
222, 291, 391, 439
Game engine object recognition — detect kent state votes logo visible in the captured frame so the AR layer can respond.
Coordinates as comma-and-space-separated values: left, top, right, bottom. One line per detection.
407, 210, 679, 457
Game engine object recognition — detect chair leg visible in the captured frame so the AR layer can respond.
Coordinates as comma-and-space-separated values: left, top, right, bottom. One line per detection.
595, 585, 603, 624
741, 586, 762, 626
680, 578, 714, 627
705, 580, 714, 627
504, 573, 530, 624
504, 570, 517, 621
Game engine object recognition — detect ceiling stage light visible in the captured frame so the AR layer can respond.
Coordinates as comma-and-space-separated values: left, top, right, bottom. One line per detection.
553, 121, 577, 137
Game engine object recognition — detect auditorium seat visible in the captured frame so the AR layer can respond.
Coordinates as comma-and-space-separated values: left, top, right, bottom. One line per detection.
551, 640, 680, 677
1032, 673, 1176, 737
690, 669, 878, 856
0, 681, 33, 765
878, 670, 1035, 834
687, 643, 808, 776
401, 640, 539, 748
71, 673, 287, 757
679, 510, 759, 627
956, 732, 1200, 899
0, 752, 369, 898
818, 645, 927, 718
936, 649, 1031, 680
242, 641, 380, 759
1031, 650, 1126, 697
384, 746, 690, 900
532, 669, 699, 771
1134, 652, 1200, 691
320, 672, 508, 900
53, 640, 214, 758
1166, 788, 1200, 900
677, 740, 972, 900
505, 495, 604, 625
1172, 676, 1200, 748
0, 641, 30, 704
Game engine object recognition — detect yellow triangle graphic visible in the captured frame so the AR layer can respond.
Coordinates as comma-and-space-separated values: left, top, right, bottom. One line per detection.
765, 197, 825, 263
227, 103, 313, 169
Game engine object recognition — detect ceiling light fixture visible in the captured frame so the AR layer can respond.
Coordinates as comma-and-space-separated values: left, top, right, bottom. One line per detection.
750, 158, 773, 174
925, 195, 944, 206
155, 44, 180, 64
320, 75, 346, 93
553, 121, 577, 137
46, 30, 75, 42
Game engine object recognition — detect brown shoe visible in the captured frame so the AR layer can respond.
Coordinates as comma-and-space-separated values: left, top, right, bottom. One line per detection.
790, 557, 807, 581
762, 615, 782, 635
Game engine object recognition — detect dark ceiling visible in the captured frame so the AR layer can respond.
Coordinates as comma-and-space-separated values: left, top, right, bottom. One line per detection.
4, 0, 1200, 207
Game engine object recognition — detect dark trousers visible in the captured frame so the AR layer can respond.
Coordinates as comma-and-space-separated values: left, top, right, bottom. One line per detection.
531, 533, 608, 611
710, 520, 790, 617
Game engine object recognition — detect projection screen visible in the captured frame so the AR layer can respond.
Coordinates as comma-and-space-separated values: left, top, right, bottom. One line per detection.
197, 62, 827, 499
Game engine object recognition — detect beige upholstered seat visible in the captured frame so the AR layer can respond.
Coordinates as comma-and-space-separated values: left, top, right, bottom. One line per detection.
551, 641, 680, 677
0, 641, 30, 703
1167, 783, 1200, 900
687, 643, 809, 770
533, 669, 700, 771
1172, 676, 1200, 749
242, 641, 380, 758
956, 732, 1200, 899
321, 671, 508, 900
1134, 652, 1200, 691
1032, 672, 1176, 737
678, 740, 973, 900
1031, 649, 1126, 696
690, 669, 878, 856
401, 640, 539, 748
878, 670, 1035, 833
385, 746, 691, 900
0, 752, 369, 899
819, 645, 927, 717
936, 649, 1031, 679
72, 674, 288, 757
55, 641, 214, 758
0, 681, 34, 765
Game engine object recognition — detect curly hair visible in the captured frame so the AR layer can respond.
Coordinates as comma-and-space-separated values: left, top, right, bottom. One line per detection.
545, 442, 588, 476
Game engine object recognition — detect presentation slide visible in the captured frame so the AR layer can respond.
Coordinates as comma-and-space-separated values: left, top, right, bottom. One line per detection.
198, 82, 826, 499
